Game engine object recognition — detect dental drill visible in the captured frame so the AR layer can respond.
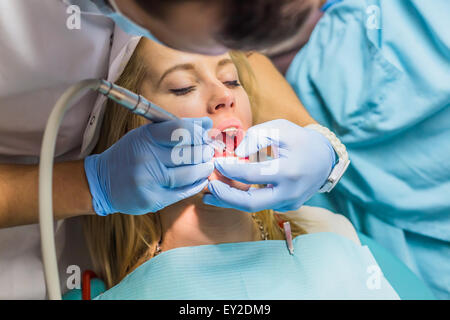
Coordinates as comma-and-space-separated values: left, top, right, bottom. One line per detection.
98, 79, 179, 122
39, 79, 224, 300
98, 80, 226, 150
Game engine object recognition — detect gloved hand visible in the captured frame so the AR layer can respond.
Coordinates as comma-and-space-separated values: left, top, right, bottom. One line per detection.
85, 117, 215, 216
203, 119, 336, 212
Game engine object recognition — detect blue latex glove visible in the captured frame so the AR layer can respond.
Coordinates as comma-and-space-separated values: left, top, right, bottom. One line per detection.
203, 119, 336, 212
85, 117, 215, 216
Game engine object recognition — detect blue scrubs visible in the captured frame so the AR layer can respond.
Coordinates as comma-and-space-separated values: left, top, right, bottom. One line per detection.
286, 0, 450, 299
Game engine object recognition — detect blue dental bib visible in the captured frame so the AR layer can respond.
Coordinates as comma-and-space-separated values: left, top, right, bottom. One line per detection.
96, 232, 399, 300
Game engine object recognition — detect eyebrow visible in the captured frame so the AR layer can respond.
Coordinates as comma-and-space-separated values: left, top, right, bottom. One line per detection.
157, 58, 234, 87
217, 58, 233, 68
157, 63, 195, 87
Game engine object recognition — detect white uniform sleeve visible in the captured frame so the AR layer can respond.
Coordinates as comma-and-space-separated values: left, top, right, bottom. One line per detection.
80, 27, 141, 157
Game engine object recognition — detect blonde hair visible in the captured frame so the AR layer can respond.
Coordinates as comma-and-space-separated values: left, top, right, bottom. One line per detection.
83, 40, 306, 289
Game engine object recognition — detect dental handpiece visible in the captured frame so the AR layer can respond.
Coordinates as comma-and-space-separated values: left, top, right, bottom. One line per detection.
97, 80, 225, 151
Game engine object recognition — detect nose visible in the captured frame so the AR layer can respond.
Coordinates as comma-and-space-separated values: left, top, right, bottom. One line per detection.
207, 83, 235, 114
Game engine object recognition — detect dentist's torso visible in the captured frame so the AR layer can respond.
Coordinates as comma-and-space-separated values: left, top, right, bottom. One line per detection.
0, 0, 120, 299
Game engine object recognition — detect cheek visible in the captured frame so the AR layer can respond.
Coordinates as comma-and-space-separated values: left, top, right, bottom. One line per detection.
235, 90, 253, 129
160, 95, 208, 118
141, 85, 208, 119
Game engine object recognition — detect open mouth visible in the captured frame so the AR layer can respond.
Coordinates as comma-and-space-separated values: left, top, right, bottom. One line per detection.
204, 118, 251, 193
210, 119, 245, 157
217, 127, 242, 153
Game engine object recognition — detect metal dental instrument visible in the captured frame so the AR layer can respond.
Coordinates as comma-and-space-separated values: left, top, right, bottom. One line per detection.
97, 80, 226, 151
283, 222, 294, 255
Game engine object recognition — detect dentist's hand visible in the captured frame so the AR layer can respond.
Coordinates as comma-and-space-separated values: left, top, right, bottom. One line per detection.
85, 117, 215, 216
203, 119, 336, 212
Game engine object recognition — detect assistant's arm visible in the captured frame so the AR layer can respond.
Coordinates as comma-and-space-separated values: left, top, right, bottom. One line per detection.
0, 160, 95, 228
246, 52, 316, 127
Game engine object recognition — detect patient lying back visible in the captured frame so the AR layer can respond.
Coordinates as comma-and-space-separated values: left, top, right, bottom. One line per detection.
83, 38, 394, 299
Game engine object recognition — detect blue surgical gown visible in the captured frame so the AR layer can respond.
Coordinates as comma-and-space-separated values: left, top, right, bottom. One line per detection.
286, 0, 450, 299
96, 233, 399, 300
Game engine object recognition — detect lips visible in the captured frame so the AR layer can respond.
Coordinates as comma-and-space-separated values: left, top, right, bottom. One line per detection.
210, 118, 245, 157
203, 117, 251, 194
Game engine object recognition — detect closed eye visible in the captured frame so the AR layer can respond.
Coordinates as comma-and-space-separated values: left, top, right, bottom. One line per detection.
169, 86, 196, 96
224, 80, 241, 88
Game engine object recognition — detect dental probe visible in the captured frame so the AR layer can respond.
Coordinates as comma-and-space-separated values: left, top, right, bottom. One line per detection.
98, 80, 226, 151
283, 222, 294, 255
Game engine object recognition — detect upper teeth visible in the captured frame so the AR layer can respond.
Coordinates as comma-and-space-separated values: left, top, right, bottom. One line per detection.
223, 127, 238, 133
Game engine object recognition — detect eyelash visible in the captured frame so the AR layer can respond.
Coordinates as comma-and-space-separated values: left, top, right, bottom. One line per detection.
170, 86, 196, 96
170, 80, 241, 96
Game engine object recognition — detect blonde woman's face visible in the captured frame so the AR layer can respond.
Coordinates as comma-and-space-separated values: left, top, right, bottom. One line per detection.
140, 39, 252, 130
139, 39, 253, 191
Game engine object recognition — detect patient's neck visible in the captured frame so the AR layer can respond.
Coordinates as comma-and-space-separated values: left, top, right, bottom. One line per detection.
159, 194, 258, 252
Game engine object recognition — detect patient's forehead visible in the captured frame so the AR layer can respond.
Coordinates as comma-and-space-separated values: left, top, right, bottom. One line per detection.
140, 38, 232, 82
